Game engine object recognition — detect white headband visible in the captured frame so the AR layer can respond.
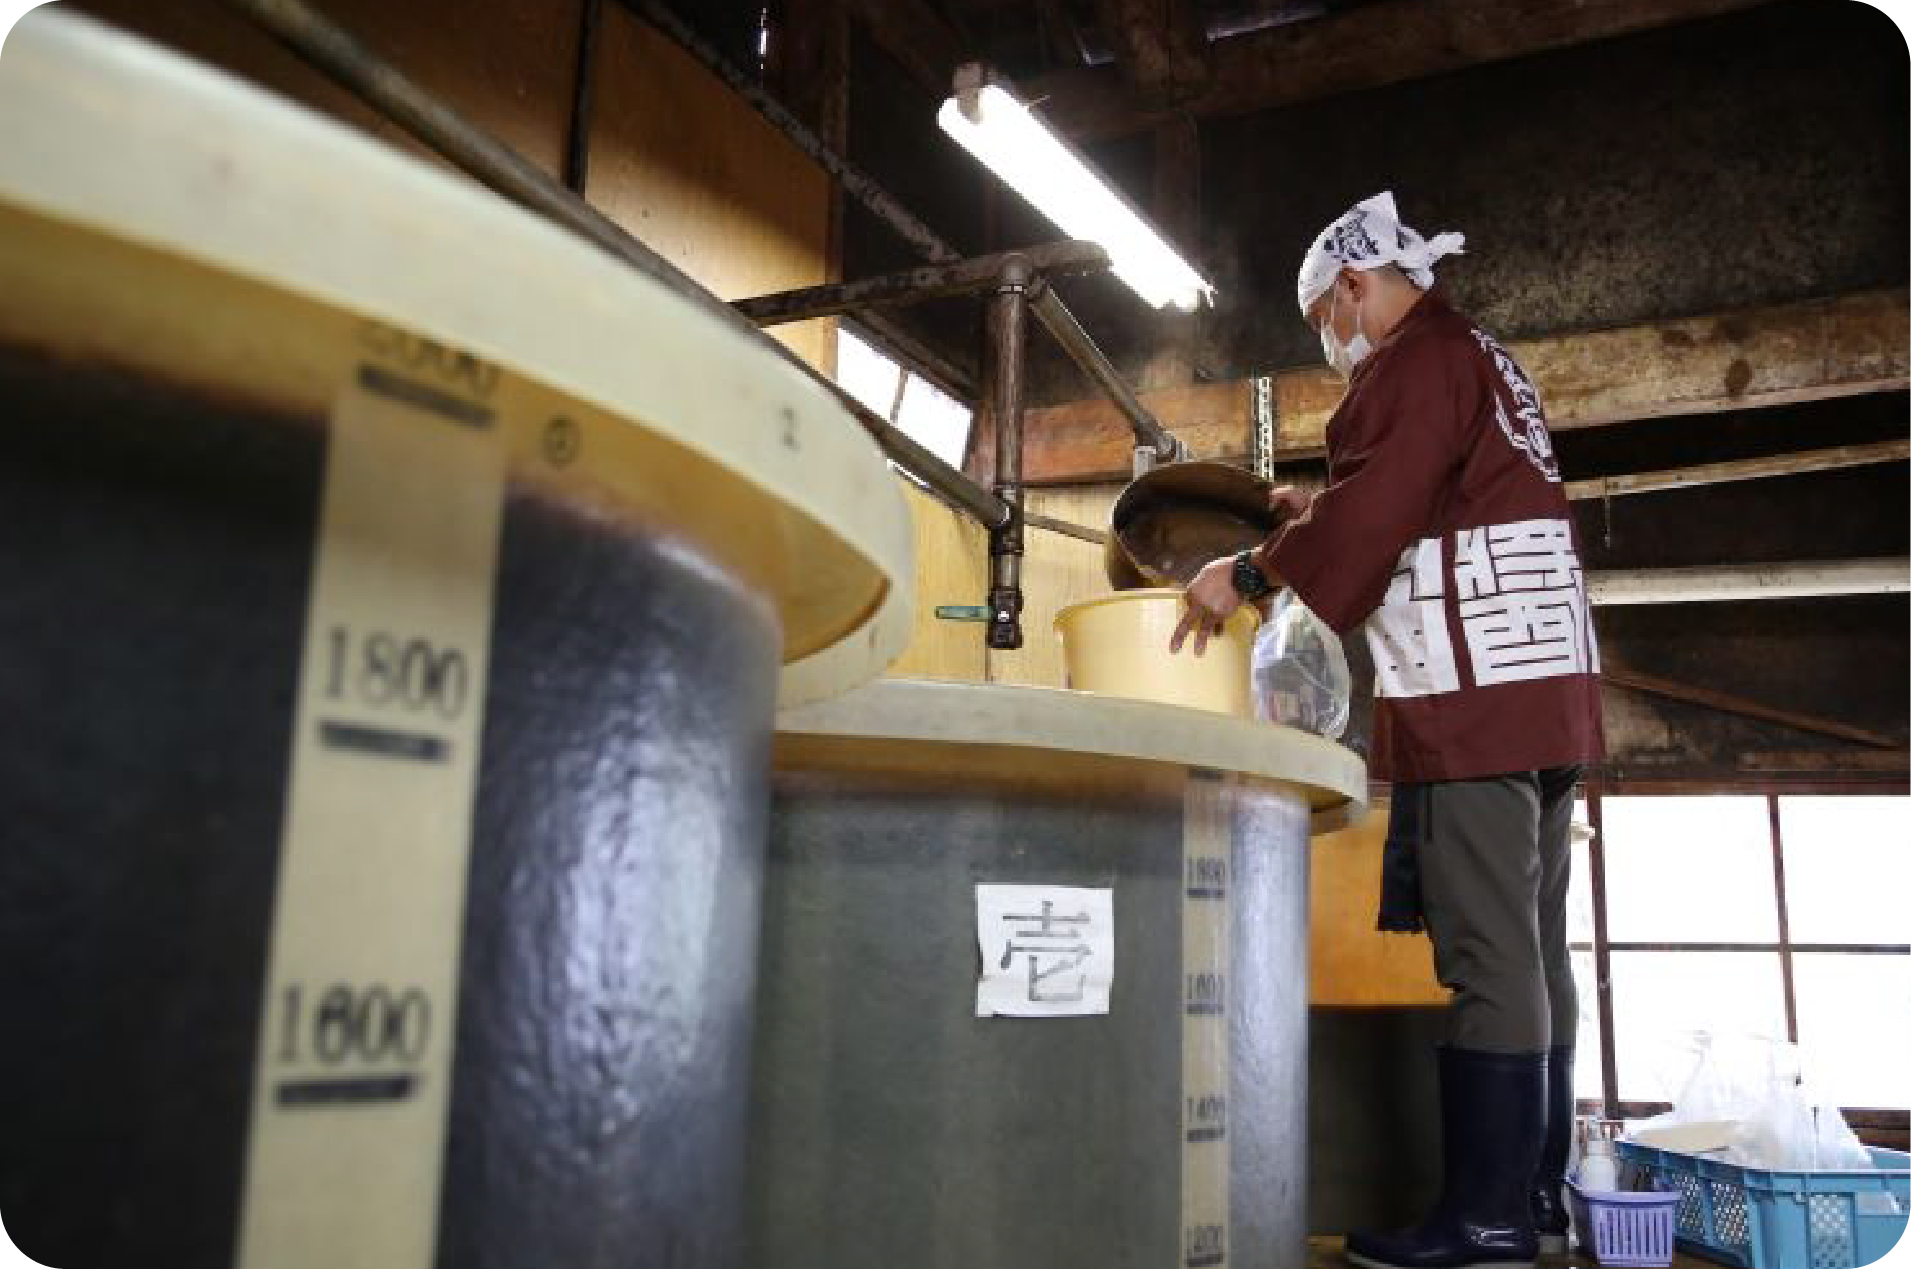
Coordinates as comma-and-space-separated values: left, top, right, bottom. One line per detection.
1296, 191, 1466, 314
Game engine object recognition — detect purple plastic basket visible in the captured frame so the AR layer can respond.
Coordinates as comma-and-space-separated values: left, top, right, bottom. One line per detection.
1568, 1177, 1684, 1268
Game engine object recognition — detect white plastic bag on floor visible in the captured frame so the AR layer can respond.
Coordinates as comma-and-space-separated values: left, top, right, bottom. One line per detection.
1630, 1032, 1872, 1170
1250, 590, 1350, 739
1729, 1075, 1873, 1171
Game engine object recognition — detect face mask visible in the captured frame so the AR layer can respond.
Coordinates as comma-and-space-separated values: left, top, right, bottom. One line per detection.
1319, 284, 1372, 377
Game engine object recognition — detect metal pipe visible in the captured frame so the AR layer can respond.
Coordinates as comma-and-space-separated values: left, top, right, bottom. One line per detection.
221, 0, 1007, 528
628, 0, 1176, 471
623, 0, 960, 265
1024, 512, 1107, 545
1029, 281, 1185, 460
986, 256, 1034, 650
738, 241, 1111, 327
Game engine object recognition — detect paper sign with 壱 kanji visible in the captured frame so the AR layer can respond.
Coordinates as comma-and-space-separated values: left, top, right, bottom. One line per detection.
974, 884, 1114, 1018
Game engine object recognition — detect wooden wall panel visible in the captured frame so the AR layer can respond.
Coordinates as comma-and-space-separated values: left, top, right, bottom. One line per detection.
72, 2, 836, 373
1309, 807, 1449, 1007
72, 0, 583, 178
585, 6, 834, 370
979, 381, 1253, 484
884, 480, 989, 682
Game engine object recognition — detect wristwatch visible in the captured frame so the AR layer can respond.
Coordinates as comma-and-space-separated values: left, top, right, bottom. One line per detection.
1231, 549, 1274, 601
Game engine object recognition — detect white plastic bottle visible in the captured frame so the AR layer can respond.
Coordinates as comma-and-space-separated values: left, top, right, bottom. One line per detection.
1579, 1137, 1620, 1192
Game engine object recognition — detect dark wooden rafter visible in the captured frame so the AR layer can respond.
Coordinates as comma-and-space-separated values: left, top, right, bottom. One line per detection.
840, 0, 970, 97
776, 0, 850, 145
1564, 440, 1911, 501
1740, 750, 1911, 775
562, 0, 605, 194
1035, 0, 1094, 67
1603, 668, 1900, 752
1092, 0, 1211, 110
1141, 113, 1202, 389
1025, 0, 1776, 141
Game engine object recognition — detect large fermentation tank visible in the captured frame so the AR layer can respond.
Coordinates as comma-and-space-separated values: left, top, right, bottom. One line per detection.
0, 13, 908, 1269
748, 680, 1365, 1269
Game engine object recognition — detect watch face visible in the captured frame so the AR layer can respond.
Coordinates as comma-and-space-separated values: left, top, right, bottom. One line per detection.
1233, 552, 1268, 599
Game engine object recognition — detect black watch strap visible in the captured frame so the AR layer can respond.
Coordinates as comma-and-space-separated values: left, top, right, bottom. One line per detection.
1231, 550, 1273, 600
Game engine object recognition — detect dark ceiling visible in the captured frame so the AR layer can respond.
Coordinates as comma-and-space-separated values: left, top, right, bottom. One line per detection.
665, 0, 1389, 82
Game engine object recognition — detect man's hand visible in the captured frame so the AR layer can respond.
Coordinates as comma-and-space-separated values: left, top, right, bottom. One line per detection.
1170, 556, 1243, 657
1269, 484, 1311, 521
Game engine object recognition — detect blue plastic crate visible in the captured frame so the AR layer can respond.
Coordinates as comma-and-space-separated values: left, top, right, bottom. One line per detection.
1616, 1141, 1910, 1269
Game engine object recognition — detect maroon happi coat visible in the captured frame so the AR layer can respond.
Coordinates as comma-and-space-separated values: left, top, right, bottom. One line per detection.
1258, 288, 1605, 783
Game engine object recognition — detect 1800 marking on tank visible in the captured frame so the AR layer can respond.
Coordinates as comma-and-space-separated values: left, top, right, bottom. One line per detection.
324, 625, 471, 719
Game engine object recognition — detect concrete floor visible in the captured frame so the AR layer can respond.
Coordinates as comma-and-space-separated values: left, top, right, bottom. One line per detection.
1306, 1236, 1720, 1269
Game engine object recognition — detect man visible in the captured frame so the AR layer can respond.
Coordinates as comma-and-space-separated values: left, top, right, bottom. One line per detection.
1172, 192, 1604, 1269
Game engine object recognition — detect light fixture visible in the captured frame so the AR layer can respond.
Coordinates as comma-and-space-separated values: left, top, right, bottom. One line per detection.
938, 74, 1214, 311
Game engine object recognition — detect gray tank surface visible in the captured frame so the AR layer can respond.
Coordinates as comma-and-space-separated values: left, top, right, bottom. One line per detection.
745, 680, 1365, 1269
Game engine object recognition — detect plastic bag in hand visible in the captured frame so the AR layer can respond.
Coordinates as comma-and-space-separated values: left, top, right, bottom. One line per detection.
1250, 590, 1351, 739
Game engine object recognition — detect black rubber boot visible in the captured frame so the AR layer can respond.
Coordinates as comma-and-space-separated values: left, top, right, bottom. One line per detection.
1531, 1046, 1574, 1258
1344, 1047, 1547, 1269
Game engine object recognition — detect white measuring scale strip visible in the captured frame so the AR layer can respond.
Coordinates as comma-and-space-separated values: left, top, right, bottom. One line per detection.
1182, 771, 1233, 1269
232, 333, 509, 1269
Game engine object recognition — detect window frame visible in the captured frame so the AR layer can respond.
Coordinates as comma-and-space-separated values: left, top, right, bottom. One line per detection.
1575, 785, 1910, 1120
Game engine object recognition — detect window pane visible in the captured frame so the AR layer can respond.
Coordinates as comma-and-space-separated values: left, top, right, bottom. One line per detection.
1570, 949, 1604, 1104
895, 375, 973, 470
1779, 796, 1911, 946
1602, 796, 1776, 944
1567, 797, 1595, 945
1610, 951, 1785, 1103
835, 328, 902, 418
1794, 953, 1911, 1108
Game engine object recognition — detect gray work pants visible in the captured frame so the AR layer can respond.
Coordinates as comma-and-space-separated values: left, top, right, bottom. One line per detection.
1418, 767, 1582, 1054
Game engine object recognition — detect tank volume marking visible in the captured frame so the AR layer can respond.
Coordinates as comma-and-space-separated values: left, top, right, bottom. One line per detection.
318, 719, 450, 762
276, 1074, 419, 1107
1186, 855, 1227, 900
1185, 1223, 1227, 1267
356, 364, 495, 429
1185, 1092, 1227, 1143
1184, 970, 1227, 1016
1181, 772, 1231, 1268
237, 345, 505, 1269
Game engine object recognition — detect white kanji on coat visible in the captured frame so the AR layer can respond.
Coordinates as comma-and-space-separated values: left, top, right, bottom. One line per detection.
1366, 537, 1460, 699
1454, 518, 1598, 684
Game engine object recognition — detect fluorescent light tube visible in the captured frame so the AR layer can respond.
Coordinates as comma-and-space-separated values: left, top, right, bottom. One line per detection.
938, 82, 1214, 311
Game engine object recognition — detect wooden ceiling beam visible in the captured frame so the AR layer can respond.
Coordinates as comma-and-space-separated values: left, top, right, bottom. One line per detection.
1092, 0, 1211, 110
1009, 287, 1909, 484
1603, 666, 1902, 750
840, 0, 969, 98
1740, 750, 1911, 776
1563, 439, 1911, 501
1024, 0, 1774, 141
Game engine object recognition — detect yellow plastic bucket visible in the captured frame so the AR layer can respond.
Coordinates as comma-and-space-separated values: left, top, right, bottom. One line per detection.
1054, 589, 1259, 717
